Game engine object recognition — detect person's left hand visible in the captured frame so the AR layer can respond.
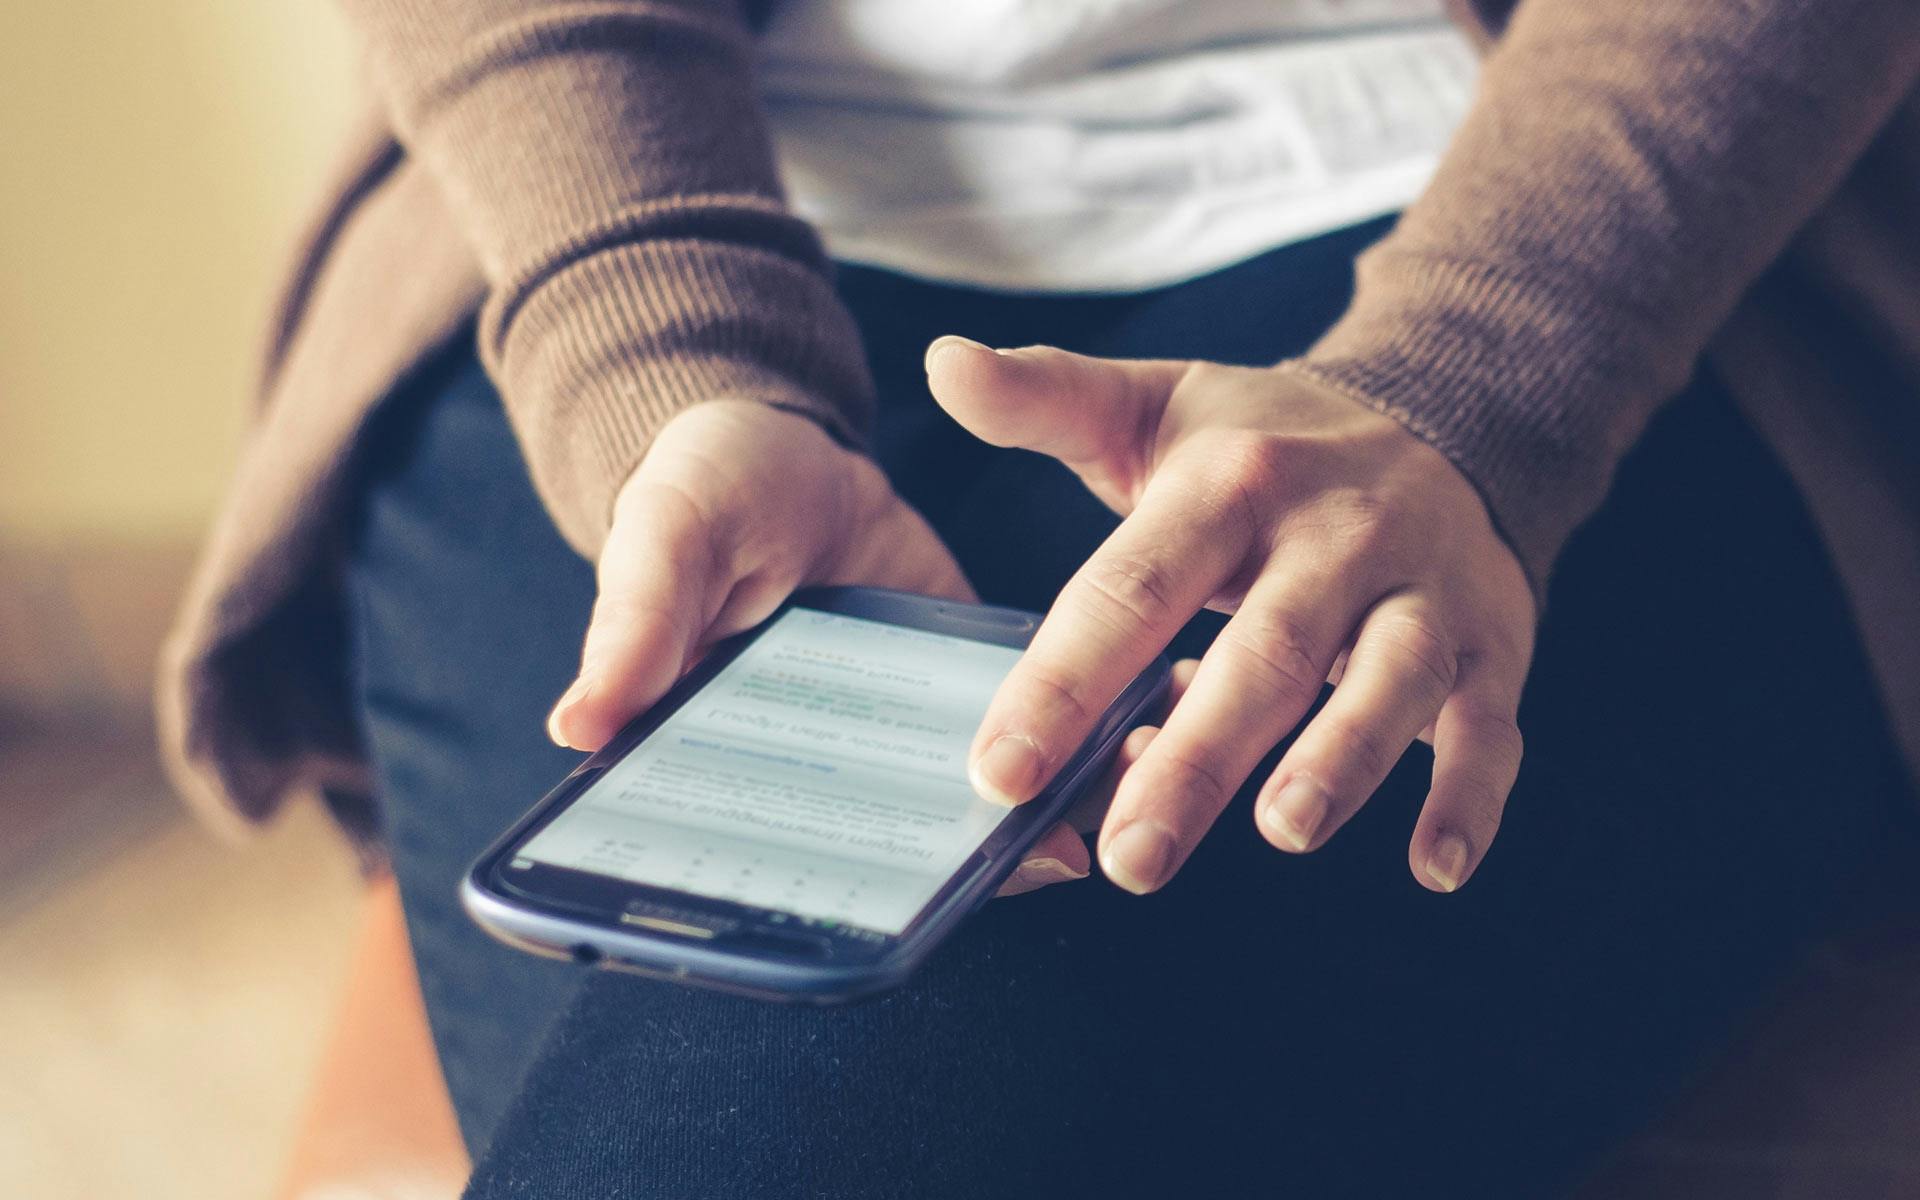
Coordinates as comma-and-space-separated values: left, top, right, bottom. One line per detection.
925, 337, 1537, 896
537, 399, 1102, 899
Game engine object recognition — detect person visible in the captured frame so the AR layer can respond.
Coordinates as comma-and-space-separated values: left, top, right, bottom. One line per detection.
159, 1, 1920, 1195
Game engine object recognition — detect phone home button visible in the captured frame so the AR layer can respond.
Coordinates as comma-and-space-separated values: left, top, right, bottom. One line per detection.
620, 900, 741, 939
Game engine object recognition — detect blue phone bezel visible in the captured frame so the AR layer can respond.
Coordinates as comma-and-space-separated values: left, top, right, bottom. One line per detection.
461, 586, 1171, 1004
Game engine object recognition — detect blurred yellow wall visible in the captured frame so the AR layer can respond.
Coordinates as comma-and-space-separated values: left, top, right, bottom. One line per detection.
0, 22, 370, 1200
0, 1, 358, 543
0, 3, 359, 716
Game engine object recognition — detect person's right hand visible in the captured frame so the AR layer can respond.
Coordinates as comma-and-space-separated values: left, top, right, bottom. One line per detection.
541, 399, 1091, 896
927, 340, 1536, 897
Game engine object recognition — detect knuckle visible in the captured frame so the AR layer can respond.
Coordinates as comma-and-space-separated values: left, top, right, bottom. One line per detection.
1079, 553, 1181, 630
1014, 659, 1099, 731
1327, 492, 1403, 560
1450, 739, 1516, 797
1148, 742, 1232, 812
1334, 488, 1395, 530
1176, 359, 1240, 396
1318, 716, 1401, 783
1284, 489, 1402, 568
1475, 621, 1536, 679
580, 595, 682, 675
584, 596, 680, 660
1367, 610, 1457, 699
1434, 708, 1523, 834
1460, 704, 1525, 768
1209, 431, 1292, 495
622, 478, 709, 539
1221, 610, 1324, 706
1194, 432, 1291, 545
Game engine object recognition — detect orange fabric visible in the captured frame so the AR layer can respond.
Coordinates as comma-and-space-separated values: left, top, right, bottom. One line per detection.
277, 876, 470, 1200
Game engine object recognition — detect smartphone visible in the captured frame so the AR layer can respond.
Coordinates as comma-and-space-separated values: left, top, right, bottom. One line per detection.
463, 586, 1170, 1004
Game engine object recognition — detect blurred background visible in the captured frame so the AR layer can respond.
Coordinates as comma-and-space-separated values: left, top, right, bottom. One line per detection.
1, 5, 367, 1197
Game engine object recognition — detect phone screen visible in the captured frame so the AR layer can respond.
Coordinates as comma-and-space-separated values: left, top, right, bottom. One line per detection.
515, 606, 1026, 935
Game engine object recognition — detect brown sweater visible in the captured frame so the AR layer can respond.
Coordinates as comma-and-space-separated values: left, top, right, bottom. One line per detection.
158, 0, 1920, 850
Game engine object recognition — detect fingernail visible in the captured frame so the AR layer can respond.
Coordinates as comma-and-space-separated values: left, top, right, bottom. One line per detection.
1262, 775, 1329, 852
1425, 833, 1472, 893
1015, 856, 1089, 886
925, 334, 994, 372
547, 679, 591, 747
1101, 822, 1176, 894
971, 734, 1043, 806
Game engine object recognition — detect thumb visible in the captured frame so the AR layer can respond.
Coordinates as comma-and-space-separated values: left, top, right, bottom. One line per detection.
924, 336, 1186, 469
548, 479, 719, 751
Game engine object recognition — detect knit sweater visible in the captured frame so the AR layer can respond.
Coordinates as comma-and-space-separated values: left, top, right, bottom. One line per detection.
159, 0, 1920, 846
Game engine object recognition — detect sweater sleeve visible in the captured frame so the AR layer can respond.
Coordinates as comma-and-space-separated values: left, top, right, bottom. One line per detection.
1282, 0, 1920, 595
334, 0, 874, 556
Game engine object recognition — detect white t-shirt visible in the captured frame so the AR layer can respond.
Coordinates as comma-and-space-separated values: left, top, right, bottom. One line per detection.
758, 0, 1478, 293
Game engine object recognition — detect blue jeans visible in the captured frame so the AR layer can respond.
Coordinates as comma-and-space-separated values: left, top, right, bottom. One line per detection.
344, 220, 1916, 1197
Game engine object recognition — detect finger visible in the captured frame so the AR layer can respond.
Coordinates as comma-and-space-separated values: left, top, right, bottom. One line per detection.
549, 481, 723, 751
1327, 649, 1350, 687
1002, 654, 1199, 896
1171, 655, 1203, 701
1063, 656, 1197, 834
1097, 566, 1369, 893
1407, 654, 1525, 892
925, 337, 1186, 482
1255, 594, 1457, 854
995, 822, 1092, 897
968, 469, 1251, 807
1331, 651, 1442, 741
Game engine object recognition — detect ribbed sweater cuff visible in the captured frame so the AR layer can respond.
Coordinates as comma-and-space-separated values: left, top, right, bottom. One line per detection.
1281, 257, 1670, 602
482, 235, 875, 558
